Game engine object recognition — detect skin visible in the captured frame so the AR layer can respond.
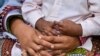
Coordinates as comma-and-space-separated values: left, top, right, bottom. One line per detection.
11, 18, 81, 56
53, 19, 82, 37
41, 36, 80, 51
36, 18, 81, 55
36, 18, 54, 36
11, 19, 53, 56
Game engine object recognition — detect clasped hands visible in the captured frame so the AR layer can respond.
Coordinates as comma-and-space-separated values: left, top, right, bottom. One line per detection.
11, 19, 80, 56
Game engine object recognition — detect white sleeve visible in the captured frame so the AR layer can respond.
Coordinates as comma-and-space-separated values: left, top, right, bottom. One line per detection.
3, 0, 22, 30
80, 0, 100, 37
22, 0, 44, 27
1, 0, 22, 39
81, 17, 100, 37
5, 9, 21, 30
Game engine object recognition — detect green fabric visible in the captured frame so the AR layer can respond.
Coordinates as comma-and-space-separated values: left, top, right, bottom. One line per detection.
66, 48, 87, 56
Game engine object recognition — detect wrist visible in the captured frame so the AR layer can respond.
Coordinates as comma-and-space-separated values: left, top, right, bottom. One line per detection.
76, 24, 82, 36
11, 19, 25, 35
67, 24, 82, 37
35, 18, 45, 28
76, 37, 82, 46
7, 15, 23, 32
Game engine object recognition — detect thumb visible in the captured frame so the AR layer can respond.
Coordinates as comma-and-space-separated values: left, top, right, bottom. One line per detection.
21, 50, 28, 56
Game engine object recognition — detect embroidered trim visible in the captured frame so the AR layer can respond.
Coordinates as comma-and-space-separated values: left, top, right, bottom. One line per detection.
1, 38, 15, 56
79, 37, 88, 45
0, 5, 20, 32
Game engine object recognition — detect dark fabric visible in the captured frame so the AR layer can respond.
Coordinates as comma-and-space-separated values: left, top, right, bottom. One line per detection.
0, 0, 5, 8
92, 37, 100, 52
6, 15, 23, 32
0, 38, 15, 56
0, 39, 4, 56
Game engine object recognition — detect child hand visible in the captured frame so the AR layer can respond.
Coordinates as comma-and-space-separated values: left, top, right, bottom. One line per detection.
36, 18, 54, 36
53, 20, 82, 37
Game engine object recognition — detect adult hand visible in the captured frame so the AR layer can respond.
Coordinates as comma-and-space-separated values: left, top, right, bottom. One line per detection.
22, 49, 53, 56
11, 19, 53, 56
41, 35, 81, 52
53, 20, 82, 37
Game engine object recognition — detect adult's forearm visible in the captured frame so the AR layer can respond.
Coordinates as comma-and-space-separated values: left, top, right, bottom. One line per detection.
11, 19, 24, 33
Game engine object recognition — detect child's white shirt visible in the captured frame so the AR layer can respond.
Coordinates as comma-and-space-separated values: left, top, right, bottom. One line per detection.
22, 0, 100, 51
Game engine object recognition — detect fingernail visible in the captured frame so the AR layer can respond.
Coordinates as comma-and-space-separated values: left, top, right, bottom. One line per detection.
51, 45, 54, 49
38, 36, 42, 39
57, 35, 60, 37
37, 47, 41, 50
35, 55, 38, 56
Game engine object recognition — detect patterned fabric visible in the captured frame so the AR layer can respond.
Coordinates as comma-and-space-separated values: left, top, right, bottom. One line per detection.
92, 37, 100, 56
79, 37, 88, 45
0, 37, 99, 56
0, 38, 15, 56
0, 39, 4, 56
2, 38, 15, 56
66, 37, 100, 56
0, 5, 20, 32
66, 48, 87, 56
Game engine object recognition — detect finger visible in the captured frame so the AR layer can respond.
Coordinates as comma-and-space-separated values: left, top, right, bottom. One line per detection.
53, 44, 67, 50
52, 29, 61, 36
53, 22, 60, 30
56, 53, 66, 56
53, 36, 68, 43
27, 48, 38, 56
55, 21, 64, 27
40, 39, 54, 49
41, 32, 47, 35
51, 50, 64, 55
43, 28, 54, 36
41, 36, 54, 42
57, 27, 64, 31
30, 42, 42, 51
34, 36, 54, 49
44, 30, 53, 36
22, 50, 28, 56
54, 44, 79, 53
53, 21, 59, 26
36, 52, 42, 56
40, 50, 52, 56
53, 36, 75, 43
41, 36, 67, 43
35, 29, 43, 36
32, 36, 48, 50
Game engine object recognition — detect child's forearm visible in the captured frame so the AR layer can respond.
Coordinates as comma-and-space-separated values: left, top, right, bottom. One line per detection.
66, 24, 82, 37
53, 20, 83, 37
72, 24, 82, 37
